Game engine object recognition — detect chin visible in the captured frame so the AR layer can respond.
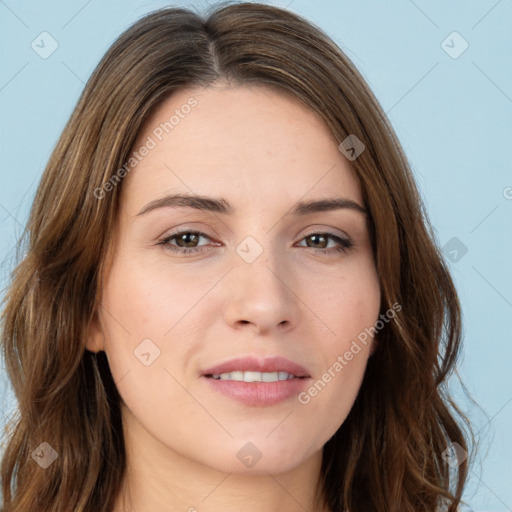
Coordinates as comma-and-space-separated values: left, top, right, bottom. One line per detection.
199, 439, 317, 476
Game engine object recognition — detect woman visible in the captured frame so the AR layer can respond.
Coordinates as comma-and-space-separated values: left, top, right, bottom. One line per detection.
0, 2, 475, 511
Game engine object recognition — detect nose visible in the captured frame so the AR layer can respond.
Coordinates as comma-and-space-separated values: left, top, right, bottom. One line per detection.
222, 249, 300, 335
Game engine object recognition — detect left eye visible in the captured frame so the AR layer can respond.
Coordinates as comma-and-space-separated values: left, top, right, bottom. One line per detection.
297, 232, 353, 253
157, 230, 354, 255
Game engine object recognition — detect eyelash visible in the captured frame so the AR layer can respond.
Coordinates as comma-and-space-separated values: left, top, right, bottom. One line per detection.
157, 229, 354, 256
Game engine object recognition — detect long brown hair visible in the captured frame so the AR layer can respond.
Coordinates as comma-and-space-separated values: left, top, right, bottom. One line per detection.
1, 2, 476, 511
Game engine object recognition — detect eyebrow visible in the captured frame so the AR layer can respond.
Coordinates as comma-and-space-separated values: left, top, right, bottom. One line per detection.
136, 193, 367, 217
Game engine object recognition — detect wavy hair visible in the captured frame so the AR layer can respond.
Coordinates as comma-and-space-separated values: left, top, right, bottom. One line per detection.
0, 2, 476, 511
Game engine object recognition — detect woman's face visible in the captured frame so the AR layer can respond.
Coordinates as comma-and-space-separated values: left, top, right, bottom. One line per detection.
88, 83, 381, 475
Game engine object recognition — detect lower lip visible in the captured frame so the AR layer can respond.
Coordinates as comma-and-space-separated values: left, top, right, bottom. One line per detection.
202, 376, 311, 406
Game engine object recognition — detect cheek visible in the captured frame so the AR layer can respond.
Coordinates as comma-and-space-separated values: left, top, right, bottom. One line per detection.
98, 257, 167, 381
98, 251, 214, 398
297, 320, 375, 443
298, 258, 380, 433
98, 262, 196, 428
100, 251, 203, 345
328, 262, 381, 374
320, 254, 381, 340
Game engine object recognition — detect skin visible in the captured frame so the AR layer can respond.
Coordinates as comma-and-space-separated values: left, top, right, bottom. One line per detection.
87, 83, 381, 512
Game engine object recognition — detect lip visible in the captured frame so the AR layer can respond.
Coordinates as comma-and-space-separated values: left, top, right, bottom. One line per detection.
201, 356, 311, 407
203, 377, 310, 406
201, 356, 311, 378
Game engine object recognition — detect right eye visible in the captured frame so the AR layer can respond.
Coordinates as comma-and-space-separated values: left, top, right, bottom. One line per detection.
157, 230, 216, 254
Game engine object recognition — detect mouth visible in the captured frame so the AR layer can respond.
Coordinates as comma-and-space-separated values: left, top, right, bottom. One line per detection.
200, 356, 311, 406
205, 371, 307, 382
201, 355, 311, 380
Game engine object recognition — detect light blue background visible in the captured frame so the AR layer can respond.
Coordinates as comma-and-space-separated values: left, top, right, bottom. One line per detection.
1, 1, 511, 510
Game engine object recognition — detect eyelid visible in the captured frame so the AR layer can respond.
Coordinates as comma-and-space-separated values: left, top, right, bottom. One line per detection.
300, 226, 351, 241
160, 227, 219, 244
157, 225, 354, 256
159, 225, 351, 244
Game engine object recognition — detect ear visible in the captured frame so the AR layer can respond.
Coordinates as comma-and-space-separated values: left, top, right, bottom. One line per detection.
86, 309, 105, 353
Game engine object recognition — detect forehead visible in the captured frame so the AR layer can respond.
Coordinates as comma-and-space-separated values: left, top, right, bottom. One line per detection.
123, 84, 362, 210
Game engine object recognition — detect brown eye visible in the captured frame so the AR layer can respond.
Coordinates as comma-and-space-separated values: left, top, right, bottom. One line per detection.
172, 232, 201, 248
297, 232, 354, 254
305, 234, 329, 249
158, 230, 212, 254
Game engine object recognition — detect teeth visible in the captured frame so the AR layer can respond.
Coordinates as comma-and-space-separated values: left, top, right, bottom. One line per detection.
211, 371, 296, 382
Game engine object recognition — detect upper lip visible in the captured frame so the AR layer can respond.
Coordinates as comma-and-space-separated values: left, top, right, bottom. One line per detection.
202, 356, 310, 378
